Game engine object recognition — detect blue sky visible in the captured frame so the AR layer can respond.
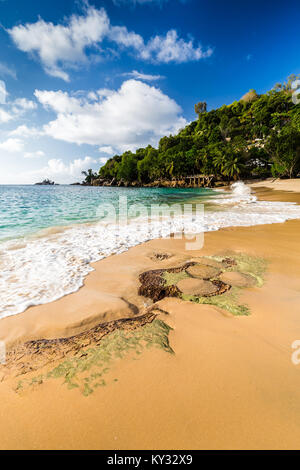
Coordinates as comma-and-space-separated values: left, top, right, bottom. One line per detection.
0, 0, 299, 183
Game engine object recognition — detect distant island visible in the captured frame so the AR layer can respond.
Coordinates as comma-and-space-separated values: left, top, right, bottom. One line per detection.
78, 74, 299, 189
35, 179, 57, 185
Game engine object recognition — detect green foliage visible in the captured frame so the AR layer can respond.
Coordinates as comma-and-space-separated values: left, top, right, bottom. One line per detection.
195, 101, 207, 115
81, 169, 98, 185
99, 78, 300, 184
267, 125, 300, 178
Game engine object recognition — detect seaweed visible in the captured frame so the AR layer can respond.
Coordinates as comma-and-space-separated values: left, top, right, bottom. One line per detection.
182, 287, 250, 316
19, 319, 173, 396
139, 252, 267, 316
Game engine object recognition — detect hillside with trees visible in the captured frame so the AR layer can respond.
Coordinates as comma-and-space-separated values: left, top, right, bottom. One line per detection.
89, 75, 300, 187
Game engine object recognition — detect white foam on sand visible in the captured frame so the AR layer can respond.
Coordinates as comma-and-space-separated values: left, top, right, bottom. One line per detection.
1, 182, 300, 318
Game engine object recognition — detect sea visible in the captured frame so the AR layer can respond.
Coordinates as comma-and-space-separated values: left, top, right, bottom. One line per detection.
1, 181, 300, 319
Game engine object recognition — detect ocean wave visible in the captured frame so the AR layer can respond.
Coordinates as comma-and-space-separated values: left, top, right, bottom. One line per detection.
1, 182, 300, 319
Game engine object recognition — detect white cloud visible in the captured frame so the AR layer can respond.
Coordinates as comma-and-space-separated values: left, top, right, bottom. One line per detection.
13, 98, 37, 111
0, 108, 13, 123
46, 156, 97, 176
108, 25, 144, 49
0, 80, 7, 104
10, 98, 38, 119
24, 150, 45, 159
34, 90, 82, 113
109, 26, 211, 64
1, 155, 99, 185
0, 62, 17, 79
122, 70, 164, 81
0, 138, 24, 152
0, 82, 38, 123
9, 125, 42, 138
8, 5, 212, 80
99, 157, 109, 164
8, 6, 110, 82
35, 79, 187, 152
29, 156, 97, 184
140, 30, 213, 63
99, 146, 115, 155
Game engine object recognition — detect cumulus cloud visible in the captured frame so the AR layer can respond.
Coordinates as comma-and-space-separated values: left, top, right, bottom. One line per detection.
34, 90, 82, 113
12, 98, 37, 111
24, 150, 45, 159
140, 30, 213, 63
43, 156, 96, 176
28, 156, 97, 184
8, 5, 212, 81
99, 146, 115, 155
0, 109, 13, 123
1, 155, 99, 185
0, 81, 38, 123
109, 25, 212, 64
35, 79, 187, 152
0, 138, 24, 152
9, 125, 42, 138
8, 6, 110, 81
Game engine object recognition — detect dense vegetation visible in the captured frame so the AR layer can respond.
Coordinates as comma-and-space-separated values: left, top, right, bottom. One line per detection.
85, 76, 300, 186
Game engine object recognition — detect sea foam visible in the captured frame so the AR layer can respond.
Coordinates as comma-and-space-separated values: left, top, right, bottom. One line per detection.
1, 182, 300, 319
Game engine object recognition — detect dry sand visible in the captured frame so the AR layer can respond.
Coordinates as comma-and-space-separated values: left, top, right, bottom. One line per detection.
1, 183, 300, 450
250, 178, 300, 193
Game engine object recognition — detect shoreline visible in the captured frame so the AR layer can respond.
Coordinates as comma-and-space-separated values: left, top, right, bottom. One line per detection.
2, 180, 300, 325
1, 181, 300, 449
1, 181, 300, 347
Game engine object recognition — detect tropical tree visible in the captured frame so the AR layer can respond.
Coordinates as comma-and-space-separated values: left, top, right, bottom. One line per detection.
98, 74, 300, 185
221, 154, 245, 181
195, 101, 207, 116
81, 169, 98, 185
117, 152, 138, 182
265, 126, 300, 178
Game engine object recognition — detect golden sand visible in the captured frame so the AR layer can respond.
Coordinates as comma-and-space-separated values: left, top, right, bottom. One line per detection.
1, 183, 300, 449
250, 178, 300, 193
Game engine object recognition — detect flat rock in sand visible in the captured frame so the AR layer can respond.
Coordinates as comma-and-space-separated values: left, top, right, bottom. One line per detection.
177, 278, 219, 296
187, 258, 224, 269
186, 264, 221, 279
219, 271, 256, 288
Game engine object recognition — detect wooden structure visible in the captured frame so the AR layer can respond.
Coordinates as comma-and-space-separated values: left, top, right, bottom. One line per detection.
184, 174, 215, 187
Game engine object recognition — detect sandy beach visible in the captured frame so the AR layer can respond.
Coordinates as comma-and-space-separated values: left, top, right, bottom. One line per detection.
1, 182, 300, 450
250, 178, 300, 193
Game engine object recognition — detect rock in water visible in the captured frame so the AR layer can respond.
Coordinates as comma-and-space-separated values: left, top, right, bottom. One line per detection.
186, 264, 221, 279
176, 278, 219, 296
219, 271, 256, 288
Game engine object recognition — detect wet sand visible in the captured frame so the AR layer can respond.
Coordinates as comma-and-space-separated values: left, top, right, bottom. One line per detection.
1, 185, 300, 449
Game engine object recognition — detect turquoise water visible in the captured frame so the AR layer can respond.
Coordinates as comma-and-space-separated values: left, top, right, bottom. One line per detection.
2, 183, 300, 319
0, 185, 215, 242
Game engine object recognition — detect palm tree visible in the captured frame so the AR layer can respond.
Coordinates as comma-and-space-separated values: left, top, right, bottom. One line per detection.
81, 169, 97, 185
213, 152, 226, 174
221, 155, 245, 181
166, 160, 174, 178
